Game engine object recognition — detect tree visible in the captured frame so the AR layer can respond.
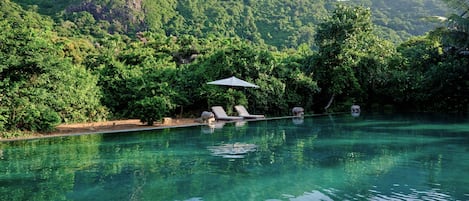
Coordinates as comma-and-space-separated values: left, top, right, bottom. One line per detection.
0, 1, 107, 133
440, 0, 469, 51
272, 50, 320, 113
312, 5, 374, 112
95, 35, 181, 125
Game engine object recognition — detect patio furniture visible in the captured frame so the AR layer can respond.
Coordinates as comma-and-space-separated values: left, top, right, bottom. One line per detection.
234, 105, 265, 119
211, 106, 244, 121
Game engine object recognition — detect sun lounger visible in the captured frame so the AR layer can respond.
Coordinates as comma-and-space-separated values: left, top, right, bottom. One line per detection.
234, 105, 265, 119
211, 106, 244, 121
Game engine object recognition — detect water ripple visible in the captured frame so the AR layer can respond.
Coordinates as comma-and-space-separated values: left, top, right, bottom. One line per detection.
365, 188, 453, 201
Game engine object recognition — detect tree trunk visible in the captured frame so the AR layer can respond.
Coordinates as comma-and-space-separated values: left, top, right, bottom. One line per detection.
324, 94, 335, 112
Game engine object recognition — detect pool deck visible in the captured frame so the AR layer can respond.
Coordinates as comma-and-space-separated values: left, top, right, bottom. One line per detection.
0, 113, 338, 142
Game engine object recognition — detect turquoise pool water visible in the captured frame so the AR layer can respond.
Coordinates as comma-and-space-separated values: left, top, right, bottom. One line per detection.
0, 113, 468, 200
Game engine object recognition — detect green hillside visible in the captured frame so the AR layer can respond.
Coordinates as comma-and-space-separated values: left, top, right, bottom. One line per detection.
12, 0, 450, 48
2, 0, 468, 138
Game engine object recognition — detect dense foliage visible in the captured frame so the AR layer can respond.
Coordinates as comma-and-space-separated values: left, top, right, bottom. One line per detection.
310, 5, 395, 112
12, 0, 449, 48
1, 0, 468, 137
0, 1, 106, 135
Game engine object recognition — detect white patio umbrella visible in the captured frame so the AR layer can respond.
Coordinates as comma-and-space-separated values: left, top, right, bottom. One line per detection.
207, 76, 259, 88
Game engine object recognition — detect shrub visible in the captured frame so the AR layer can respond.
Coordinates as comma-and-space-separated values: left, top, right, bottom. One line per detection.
133, 96, 175, 126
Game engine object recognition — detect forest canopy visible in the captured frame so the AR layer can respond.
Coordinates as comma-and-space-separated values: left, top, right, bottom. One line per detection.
1, 0, 468, 137
12, 0, 450, 48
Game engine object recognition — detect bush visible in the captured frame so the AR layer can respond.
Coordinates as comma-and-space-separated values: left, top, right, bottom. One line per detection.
133, 96, 175, 126
0, 108, 6, 132
17, 104, 61, 132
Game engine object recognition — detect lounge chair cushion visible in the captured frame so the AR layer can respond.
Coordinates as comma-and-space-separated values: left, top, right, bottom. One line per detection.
234, 105, 265, 119
211, 106, 244, 120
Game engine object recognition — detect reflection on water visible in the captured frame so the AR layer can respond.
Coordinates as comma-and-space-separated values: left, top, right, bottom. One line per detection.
292, 117, 304, 125
202, 121, 247, 134
282, 190, 335, 201
0, 114, 468, 201
366, 187, 454, 201
201, 122, 226, 134
207, 143, 257, 158
234, 121, 246, 127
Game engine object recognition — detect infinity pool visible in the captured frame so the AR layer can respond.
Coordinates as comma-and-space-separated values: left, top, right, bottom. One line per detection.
0, 113, 468, 200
